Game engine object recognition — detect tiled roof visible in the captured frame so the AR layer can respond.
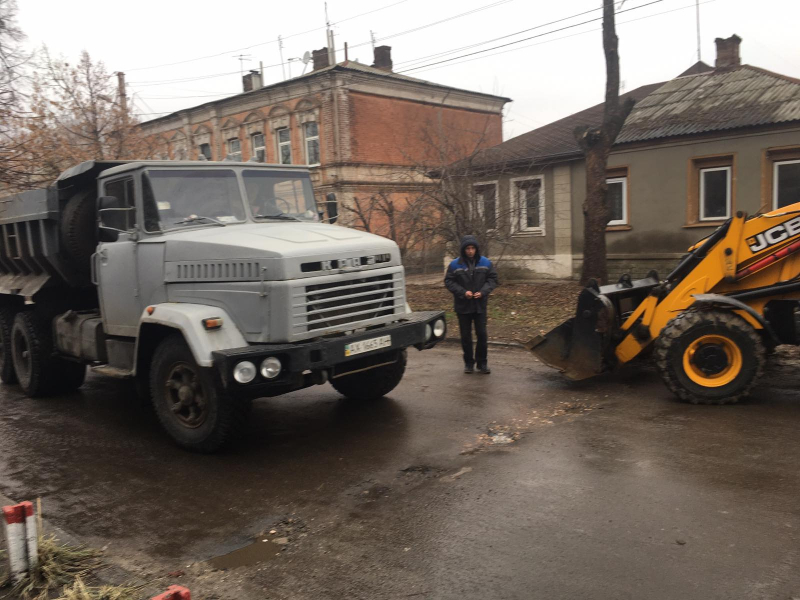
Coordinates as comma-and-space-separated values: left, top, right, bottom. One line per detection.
617, 64, 800, 143
464, 62, 800, 172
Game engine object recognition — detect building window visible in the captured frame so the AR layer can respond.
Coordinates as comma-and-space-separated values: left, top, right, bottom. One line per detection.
700, 166, 731, 221
774, 159, 800, 209
227, 138, 241, 161
198, 143, 212, 160
473, 182, 497, 230
606, 176, 628, 226
304, 122, 320, 166
251, 133, 266, 162
277, 128, 292, 165
511, 176, 544, 234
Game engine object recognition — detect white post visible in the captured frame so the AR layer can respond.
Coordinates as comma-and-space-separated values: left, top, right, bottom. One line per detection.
2, 505, 28, 583
21, 501, 38, 570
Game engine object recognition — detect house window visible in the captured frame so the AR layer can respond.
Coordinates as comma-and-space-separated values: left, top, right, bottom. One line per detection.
511, 176, 544, 234
277, 128, 292, 165
606, 176, 628, 226
251, 133, 266, 162
227, 138, 241, 161
304, 122, 320, 166
700, 166, 731, 220
198, 143, 212, 160
473, 183, 497, 230
774, 159, 800, 209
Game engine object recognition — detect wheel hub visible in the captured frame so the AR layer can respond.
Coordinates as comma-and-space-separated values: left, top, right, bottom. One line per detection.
165, 363, 207, 428
692, 344, 729, 375
682, 334, 743, 388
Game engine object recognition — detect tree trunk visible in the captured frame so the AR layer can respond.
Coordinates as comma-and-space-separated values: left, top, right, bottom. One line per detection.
575, 0, 635, 286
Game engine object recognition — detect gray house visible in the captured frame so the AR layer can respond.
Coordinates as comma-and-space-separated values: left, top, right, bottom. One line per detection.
460, 35, 800, 279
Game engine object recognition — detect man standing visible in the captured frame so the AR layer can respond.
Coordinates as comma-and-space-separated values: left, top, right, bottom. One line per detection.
444, 235, 499, 374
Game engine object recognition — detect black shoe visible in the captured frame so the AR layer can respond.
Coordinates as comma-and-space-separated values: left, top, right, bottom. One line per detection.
464, 365, 475, 374
478, 365, 491, 374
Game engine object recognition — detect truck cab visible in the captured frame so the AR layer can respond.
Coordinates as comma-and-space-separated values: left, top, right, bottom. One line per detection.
0, 160, 446, 451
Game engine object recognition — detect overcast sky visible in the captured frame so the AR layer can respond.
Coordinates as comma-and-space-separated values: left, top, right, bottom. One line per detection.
16, 0, 800, 140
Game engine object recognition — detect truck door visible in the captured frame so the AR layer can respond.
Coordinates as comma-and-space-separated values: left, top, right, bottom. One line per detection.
96, 176, 141, 337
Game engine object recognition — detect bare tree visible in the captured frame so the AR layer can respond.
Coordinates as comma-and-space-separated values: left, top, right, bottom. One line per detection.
574, 0, 635, 285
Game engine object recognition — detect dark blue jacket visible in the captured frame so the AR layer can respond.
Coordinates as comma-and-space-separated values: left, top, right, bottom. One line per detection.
444, 235, 499, 314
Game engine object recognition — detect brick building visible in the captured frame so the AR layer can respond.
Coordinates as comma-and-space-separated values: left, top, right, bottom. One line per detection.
140, 47, 509, 234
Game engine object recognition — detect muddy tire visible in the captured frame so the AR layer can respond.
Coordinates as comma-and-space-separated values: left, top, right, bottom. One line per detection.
11, 311, 85, 397
330, 351, 407, 400
0, 304, 19, 384
150, 334, 249, 452
654, 309, 765, 405
60, 189, 97, 284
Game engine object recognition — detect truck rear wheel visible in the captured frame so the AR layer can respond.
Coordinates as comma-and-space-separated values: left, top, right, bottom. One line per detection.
330, 351, 407, 400
654, 309, 765, 405
150, 334, 249, 453
0, 305, 19, 384
11, 311, 85, 397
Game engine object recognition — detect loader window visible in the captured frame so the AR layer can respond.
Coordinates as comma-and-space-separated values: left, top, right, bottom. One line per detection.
700, 166, 731, 221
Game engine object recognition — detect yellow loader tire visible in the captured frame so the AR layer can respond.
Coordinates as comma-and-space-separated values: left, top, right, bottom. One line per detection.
654, 309, 765, 405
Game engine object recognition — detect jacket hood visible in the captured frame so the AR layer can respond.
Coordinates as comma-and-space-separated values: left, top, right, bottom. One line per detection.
460, 235, 481, 260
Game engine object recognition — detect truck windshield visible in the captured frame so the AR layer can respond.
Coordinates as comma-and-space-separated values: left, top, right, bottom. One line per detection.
242, 170, 318, 221
142, 169, 246, 232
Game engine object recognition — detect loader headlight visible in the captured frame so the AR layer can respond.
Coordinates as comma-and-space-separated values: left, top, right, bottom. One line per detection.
233, 361, 257, 384
432, 319, 446, 338
260, 356, 282, 379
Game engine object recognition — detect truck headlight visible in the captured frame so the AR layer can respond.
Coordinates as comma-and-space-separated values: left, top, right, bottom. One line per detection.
234, 361, 257, 384
425, 324, 432, 341
432, 319, 446, 338
261, 356, 282, 379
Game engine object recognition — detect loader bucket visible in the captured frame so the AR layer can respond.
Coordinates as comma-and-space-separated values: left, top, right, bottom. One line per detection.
526, 275, 660, 380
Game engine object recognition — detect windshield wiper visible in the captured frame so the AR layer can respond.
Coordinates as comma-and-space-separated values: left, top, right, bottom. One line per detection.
173, 215, 226, 226
254, 213, 299, 221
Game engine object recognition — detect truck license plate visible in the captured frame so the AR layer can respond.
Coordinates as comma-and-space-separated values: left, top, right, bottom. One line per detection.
344, 335, 391, 357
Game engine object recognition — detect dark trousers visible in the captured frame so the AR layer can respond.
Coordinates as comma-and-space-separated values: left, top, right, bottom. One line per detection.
457, 312, 488, 367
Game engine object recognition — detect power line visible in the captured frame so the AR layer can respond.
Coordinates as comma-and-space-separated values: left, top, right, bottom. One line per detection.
121, 0, 410, 73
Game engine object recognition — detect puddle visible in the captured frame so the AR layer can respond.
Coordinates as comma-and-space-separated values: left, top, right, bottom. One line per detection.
207, 539, 283, 570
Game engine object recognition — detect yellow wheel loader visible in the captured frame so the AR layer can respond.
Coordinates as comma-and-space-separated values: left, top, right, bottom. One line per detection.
529, 204, 800, 404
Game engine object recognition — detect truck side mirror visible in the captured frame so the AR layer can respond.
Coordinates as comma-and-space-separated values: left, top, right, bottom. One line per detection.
97, 195, 131, 242
326, 192, 338, 225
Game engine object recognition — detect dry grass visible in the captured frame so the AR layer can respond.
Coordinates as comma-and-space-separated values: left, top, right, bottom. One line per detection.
53, 576, 139, 600
10, 535, 100, 600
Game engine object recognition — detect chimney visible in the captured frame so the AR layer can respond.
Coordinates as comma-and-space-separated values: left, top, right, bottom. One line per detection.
715, 34, 742, 69
312, 48, 330, 71
242, 70, 262, 92
372, 45, 393, 72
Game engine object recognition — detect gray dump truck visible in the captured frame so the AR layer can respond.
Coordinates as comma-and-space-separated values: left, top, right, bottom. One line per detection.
0, 160, 446, 451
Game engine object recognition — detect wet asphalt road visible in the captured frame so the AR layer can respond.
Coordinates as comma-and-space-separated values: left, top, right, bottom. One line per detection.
1, 344, 799, 599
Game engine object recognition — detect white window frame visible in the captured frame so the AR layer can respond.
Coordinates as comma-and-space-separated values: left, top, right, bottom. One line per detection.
699, 166, 731, 221
276, 127, 292, 165
773, 159, 800, 210
473, 181, 498, 231
227, 137, 242, 161
304, 122, 320, 166
250, 132, 266, 162
606, 176, 628, 226
510, 175, 545, 235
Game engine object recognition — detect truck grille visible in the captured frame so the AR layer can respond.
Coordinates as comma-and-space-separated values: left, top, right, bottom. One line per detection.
292, 272, 404, 335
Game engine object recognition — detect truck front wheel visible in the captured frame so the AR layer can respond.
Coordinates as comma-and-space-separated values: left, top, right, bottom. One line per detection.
330, 351, 407, 400
150, 334, 249, 452
0, 305, 19, 384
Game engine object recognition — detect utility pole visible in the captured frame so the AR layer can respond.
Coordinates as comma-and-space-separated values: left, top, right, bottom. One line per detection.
117, 71, 127, 116
325, 2, 336, 65
695, 0, 702, 62
278, 36, 286, 80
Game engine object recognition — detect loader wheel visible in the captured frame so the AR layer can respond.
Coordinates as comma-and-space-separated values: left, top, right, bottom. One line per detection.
654, 309, 765, 405
330, 351, 406, 400
150, 334, 250, 452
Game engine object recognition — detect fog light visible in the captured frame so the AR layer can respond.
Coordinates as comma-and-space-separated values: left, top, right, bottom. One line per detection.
425, 324, 432, 341
261, 356, 282, 379
233, 361, 256, 384
432, 319, 446, 338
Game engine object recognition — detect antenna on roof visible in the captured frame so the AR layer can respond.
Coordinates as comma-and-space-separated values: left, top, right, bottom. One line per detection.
233, 54, 252, 79
370, 30, 377, 52
695, 0, 702, 62
325, 2, 336, 65
278, 36, 286, 80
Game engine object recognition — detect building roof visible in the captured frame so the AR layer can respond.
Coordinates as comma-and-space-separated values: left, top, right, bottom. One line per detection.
617, 64, 800, 143
463, 61, 800, 173
141, 61, 510, 127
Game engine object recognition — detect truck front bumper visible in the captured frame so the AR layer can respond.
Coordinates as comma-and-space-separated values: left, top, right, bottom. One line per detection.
212, 311, 446, 400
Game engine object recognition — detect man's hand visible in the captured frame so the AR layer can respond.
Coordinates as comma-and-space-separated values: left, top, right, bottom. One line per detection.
465, 291, 474, 299
473, 292, 482, 299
